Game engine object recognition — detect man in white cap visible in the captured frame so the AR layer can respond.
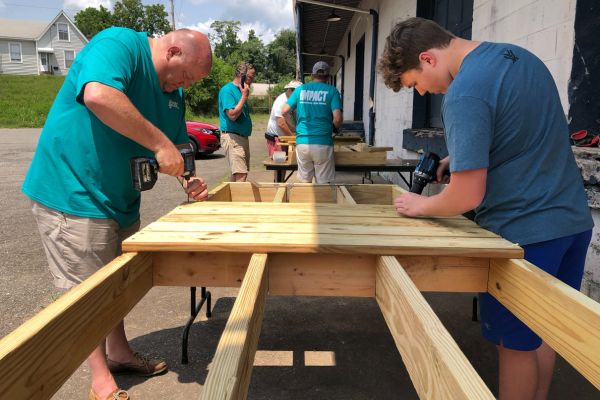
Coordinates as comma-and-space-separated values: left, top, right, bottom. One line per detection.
265, 79, 302, 156
282, 61, 342, 183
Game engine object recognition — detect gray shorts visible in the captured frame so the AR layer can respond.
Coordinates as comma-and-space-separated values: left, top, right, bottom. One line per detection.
31, 201, 140, 290
295, 144, 335, 183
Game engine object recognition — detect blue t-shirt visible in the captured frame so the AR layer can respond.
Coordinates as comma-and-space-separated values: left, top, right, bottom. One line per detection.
22, 27, 187, 228
218, 82, 252, 136
287, 82, 342, 145
443, 42, 593, 245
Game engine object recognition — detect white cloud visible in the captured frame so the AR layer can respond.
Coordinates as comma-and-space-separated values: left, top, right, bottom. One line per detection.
63, 0, 112, 11
184, 18, 215, 36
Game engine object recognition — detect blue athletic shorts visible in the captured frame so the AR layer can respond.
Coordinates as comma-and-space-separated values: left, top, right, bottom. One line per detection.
479, 229, 592, 351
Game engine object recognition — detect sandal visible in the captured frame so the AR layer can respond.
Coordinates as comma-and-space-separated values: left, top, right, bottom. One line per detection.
570, 129, 599, 147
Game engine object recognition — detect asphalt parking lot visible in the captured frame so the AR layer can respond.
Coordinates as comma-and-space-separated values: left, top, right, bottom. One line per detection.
0, 127, 597, 399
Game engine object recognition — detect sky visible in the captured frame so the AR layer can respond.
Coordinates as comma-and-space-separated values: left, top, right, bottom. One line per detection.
0, 0, 295, 43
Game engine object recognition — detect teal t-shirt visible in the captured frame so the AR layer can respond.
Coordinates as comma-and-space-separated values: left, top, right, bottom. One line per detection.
443, 42, 593, 245
287, 82, 342, 145
22, 27, 187, 228
218, 82, 252, 136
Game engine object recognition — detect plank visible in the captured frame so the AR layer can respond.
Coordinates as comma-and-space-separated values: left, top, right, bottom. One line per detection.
376, 256, 494, 399
0, 253, 152, 400
201, 254, 268, 400
288, 185, 337, 203
336, 186, 357, 205
268, 253, 376, 296
346, 185, 395, 204
488, 258, 600, 389
272, 187, 286, 203
229, 182, 261, 202
397, 256, 489, 292
141, 221, 499, 238
123, 230, 523, 258
209, 182, 232, 201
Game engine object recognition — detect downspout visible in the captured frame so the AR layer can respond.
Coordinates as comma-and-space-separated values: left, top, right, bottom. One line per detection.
295, 3, 305, 83
368, 9, 378, 146
338, 54, 345, 107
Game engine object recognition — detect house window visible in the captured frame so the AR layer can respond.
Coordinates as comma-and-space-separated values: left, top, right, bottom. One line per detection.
57, 23, 69, 41
9, 43, 22, 63
65, 50, 75, 68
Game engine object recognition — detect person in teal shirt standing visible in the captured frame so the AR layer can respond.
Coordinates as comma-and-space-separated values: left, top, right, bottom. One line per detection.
282, 61, 342, 183
219, 61, 255, 182
22, 27, 212, 400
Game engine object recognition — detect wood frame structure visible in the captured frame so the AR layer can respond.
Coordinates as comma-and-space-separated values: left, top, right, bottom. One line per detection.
1, 182, 599, 399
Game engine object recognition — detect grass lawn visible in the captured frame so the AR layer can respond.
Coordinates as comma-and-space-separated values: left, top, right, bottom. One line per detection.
0, 74, 269, 128
0, 75, 64, 128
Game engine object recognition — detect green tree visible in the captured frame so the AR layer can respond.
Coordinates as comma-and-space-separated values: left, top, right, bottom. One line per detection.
266, 29, 296, 82
209, 20, 241, 60
143, 4, 172, 35
112, 0, 145, 32
74, 5, 112, 38
185, 56, 234, 115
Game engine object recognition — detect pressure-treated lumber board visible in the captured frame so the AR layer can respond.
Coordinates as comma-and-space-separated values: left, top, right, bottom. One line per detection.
346, 184, 396, 204
153, 252, 251, 287
287, 185, 338, 203
229, 182, 261, 202
488, 258, 600, 389
0, 252, 152, 400
336, 186, 357, 204
201, 253, 268, 400
376, 256, 494, 399
152, 252, 490, 294
209, 182, 232, 201
268, 253, 375, 296
272, 187, 286, 203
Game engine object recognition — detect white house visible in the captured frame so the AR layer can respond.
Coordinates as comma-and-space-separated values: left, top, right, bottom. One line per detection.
0, 10, 88, 76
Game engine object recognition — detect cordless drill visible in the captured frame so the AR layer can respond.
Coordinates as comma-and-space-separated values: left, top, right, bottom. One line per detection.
410, 152, 444, 194
130, 146, 195, 191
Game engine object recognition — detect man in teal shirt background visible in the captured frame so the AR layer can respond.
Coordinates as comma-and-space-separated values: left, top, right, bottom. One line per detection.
282, 61, 342, 183
219, 61, 255, 182
22, 27, 211, 400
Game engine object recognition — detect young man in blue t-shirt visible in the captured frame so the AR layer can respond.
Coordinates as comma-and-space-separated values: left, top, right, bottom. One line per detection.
282, 61, 342, 183
378, 17, 593, 399
22, 28, 212, 400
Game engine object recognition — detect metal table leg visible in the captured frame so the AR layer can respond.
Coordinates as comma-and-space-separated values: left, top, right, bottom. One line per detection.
181, 286, 212, 364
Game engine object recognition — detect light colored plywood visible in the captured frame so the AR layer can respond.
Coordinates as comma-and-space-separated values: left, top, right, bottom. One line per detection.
0, 253, 152, 400
201, 254, 268, 400
397, 256, 489, 292
488, 258, 600, 389
268, 253, 376, 296
376, 256, 494, 399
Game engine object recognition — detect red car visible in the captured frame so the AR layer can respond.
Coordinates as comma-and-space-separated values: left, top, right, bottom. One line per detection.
186, 121, 221, 155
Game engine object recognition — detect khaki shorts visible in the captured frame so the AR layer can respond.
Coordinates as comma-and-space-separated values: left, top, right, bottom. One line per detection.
31, 201, 140, 290
221, 132, 250, 175
296, 144, 335, 183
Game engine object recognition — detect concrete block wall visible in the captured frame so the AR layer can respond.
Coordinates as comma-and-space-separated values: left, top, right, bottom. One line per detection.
472, 0, 577, 115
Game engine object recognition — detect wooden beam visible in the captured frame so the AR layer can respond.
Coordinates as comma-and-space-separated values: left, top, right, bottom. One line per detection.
0, 253, 152, 400
346, 184, 395, 204
268, 253, 376, 297
336, 186, 357, 205
272, 187, 286, 203
287, 184, 337, 203
201, 254, 268, 400
209, 182, 232, 201
376, 256, 494, 399
488, 258, 600, 389
229, 182, 261, 202
396, 256, 489, 292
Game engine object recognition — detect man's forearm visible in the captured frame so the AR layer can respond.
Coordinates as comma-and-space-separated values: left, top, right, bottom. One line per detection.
84, 82, 172, 152
277, 117, 294, 136
226, 97, 247, 121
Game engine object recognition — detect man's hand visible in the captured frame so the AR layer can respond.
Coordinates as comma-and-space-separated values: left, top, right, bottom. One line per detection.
241, 84, 250, 99
394, 192, 425, 217
182, 176, 209, 201
435, 156, 451, 183
154, 142, 184, 176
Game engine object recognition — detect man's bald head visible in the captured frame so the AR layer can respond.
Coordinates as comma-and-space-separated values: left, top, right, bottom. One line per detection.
152, 28, 212, 92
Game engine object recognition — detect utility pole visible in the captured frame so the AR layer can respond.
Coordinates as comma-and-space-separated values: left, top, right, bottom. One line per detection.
170, 0, 176, 30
